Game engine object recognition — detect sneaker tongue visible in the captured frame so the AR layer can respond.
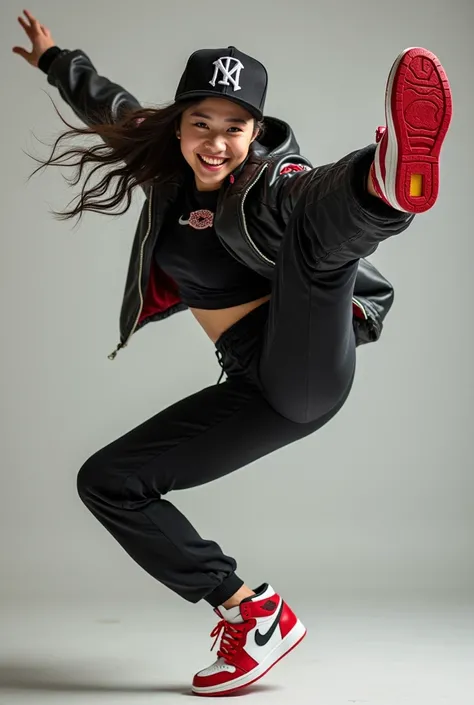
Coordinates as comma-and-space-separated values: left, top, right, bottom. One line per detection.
220, 603, 245, 624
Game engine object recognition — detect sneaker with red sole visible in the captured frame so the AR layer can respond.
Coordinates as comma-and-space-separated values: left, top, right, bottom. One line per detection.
370, 47, 452, 213
192, 583, 306, 697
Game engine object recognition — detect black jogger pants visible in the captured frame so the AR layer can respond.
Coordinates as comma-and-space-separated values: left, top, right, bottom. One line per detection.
77, 146, 412, 607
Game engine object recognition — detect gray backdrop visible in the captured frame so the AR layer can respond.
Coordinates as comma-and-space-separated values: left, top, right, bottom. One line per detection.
1, 0, 472, 606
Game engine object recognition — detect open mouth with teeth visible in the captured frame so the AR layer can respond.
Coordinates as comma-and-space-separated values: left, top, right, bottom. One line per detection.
197, 154, 230, 170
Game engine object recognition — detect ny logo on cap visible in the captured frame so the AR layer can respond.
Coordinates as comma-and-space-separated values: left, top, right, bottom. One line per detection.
209, 56, 244, 92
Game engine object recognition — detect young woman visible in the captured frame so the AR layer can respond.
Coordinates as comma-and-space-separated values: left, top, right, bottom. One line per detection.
13, 9, 452, 697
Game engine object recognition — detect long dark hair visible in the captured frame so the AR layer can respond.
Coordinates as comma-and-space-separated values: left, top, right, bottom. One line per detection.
27, 97, 198, 222
29, 97, 264, 223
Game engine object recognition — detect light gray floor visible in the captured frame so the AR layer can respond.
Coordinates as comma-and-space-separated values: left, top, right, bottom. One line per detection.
1, 597, 472, 704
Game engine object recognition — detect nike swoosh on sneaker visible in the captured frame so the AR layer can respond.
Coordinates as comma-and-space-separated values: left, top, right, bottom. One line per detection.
254, 599, 284, 647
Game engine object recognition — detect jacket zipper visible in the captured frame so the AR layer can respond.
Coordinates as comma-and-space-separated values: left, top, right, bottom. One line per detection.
352, 296, 368, 320
109, 174, 371, 360
108, 189, 155, 360
240, 163, 276, 266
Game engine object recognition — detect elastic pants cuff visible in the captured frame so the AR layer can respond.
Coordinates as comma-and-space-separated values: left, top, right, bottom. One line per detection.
204, 573, 245, 608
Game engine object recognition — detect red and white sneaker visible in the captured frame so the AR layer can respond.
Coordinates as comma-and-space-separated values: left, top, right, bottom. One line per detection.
370, 47, 452, 213
192, 584, 306, 697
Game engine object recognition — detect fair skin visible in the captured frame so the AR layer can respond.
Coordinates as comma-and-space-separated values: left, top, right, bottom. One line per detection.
176, 97, 379, 349
177, 97, 272, 346
14, 9, 381, 610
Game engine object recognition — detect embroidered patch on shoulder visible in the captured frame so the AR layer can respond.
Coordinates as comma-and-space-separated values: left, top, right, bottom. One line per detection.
279, 163, 311, 175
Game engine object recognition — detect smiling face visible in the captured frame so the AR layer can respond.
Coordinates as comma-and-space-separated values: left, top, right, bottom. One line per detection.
178, 97, 259, 191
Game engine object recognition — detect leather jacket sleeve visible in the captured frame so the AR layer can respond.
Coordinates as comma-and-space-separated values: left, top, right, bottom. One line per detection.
43, 48, 150, 194
44, 48, 142, 128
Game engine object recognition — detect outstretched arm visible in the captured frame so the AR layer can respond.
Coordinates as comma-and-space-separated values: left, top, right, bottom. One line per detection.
13, 9, 141, 128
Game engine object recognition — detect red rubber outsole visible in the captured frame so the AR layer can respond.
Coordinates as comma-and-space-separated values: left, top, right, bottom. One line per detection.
388, 47, 452, 213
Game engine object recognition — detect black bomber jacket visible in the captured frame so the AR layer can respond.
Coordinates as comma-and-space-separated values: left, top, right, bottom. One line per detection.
42, 48, 397, 360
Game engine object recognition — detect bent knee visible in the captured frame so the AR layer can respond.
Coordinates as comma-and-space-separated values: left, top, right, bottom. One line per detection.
77, 454, 101, 502
76, 451, 123, 506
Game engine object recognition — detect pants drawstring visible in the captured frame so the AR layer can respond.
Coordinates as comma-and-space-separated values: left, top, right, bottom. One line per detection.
215, 350, 225, 385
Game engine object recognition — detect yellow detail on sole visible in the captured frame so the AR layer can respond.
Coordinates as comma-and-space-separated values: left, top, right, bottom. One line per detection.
410, 174, 423, 197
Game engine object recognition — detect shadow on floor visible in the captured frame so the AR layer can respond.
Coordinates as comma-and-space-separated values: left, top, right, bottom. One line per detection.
0, 659, 283, 697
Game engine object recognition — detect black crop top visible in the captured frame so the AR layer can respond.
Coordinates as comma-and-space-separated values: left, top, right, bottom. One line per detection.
154, 182, 272, 309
